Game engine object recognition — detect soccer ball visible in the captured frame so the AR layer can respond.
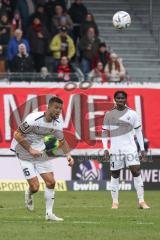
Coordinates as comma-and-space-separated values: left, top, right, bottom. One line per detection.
44, 135, 63, 156
112, 11, 131, 29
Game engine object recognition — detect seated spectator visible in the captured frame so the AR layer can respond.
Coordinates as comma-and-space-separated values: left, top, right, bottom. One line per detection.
80, 13, 99, 37
55, 56, 76, 81
55, 56, 82, 82
39, 66, 51, 81
92, 42, 110, 69
79, 27, 100, 76
49, 26, 75, 69
68, 0, 88, 44
104, 53, 126, 82
88, 61, 107, 83
0, 13, 11, 52
27, 16, 49, 72
12, 10, 22, 31
11, 43, 33, 73
0, 45, 7, 73
50, 4, 73, 36
7, 29, 30, 69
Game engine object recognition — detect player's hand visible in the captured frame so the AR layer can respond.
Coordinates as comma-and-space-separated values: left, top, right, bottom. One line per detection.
140, 150, 147, 162
29, 147, 42, 157
66, 155, 74, 167
104, 149, 110, 162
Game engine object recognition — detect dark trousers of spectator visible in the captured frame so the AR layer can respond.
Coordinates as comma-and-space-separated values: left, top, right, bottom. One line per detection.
32, 53, 45, 72
73, 26, 81, 45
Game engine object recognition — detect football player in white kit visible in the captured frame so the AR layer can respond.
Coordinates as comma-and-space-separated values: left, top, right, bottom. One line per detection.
10, 96, 74, 221
102, 91, 150, 209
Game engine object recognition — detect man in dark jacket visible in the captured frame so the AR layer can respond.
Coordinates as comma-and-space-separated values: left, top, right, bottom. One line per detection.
92, 42, 110, 69
27, 16, 49, 72
79, 27, 100, 77
11, 43, 34, 81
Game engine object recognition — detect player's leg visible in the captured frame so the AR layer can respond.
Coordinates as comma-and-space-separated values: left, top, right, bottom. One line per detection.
19, 160, 39, 211
110, 154, 124, 209
25, 177, 39, 211
129, 164, 150, 209
36, 160, 63, 221
111, 170, 120, 209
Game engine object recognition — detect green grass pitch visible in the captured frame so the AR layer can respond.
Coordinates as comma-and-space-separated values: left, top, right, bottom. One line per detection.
0, 191, 160, 240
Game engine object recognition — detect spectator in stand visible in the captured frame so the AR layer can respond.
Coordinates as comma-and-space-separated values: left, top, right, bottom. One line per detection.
104, 53, 126, 82
0, 13, 11, 53
16, 0, 36, 29
88, 61, 107, 83
49, 26, 75, 69
55, 56, 76, 81
50, 4, 73, 36
11, 43, 33, 73
27, 16, 49, 72
7, 29, 30, 70
0, 0, 16, 19
12, 10, 22, 31
79, 27, 100, 77
29, 4, 48, 28
68, 0, 88, 44
80, 13, 99, 38
0, 45, 7, 72
44, 0, 66, 29
92, 42, 110, 69
39, 66, 51, 81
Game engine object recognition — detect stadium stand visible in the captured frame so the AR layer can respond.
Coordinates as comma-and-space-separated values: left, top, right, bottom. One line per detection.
0, 0, 159, 82
85, 0, 160, 82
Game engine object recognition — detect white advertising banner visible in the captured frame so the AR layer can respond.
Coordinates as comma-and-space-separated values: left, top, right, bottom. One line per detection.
0, 156, 71, 180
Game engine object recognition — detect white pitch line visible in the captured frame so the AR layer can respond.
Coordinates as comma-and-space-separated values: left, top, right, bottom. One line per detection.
136, 222, 154, 225
0, 207, 24, 210
72, 221, 101, 224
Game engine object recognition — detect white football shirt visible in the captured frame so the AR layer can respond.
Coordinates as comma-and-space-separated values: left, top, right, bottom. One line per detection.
10, 111, 64, 161
102, 107, 141, 154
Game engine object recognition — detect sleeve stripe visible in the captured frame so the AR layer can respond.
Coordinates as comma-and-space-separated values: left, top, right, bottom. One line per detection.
18, 126, 26, 134
10, 148, 16, 153
134, 125, 141, 129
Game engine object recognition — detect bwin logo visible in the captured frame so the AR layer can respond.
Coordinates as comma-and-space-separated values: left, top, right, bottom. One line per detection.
76, 160, 103, 181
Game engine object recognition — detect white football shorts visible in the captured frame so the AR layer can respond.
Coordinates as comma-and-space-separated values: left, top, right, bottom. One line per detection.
110, 150, 140, 171
18, 158, 53, 180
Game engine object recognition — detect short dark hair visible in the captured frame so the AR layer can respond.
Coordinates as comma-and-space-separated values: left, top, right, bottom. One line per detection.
114, 90, 127, 99
48, 96, 63, 106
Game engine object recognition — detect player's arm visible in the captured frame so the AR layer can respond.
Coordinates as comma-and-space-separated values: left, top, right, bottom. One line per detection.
102, 112, 110, 161
14, 121, 42, 157
54, 128, 74, 167
133, 112, 145, 160
134, 127, 146, 160
61, 139, 74, 167
102, 128, 110, 161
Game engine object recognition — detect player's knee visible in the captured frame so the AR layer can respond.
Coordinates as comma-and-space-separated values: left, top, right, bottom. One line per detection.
111, 170, 120, 178
46, 180, 56, 189
30, 183, 39, 193
131, 169, 141, 177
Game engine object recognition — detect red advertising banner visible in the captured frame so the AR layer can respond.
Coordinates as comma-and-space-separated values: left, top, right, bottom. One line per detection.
0, 83, 160, 155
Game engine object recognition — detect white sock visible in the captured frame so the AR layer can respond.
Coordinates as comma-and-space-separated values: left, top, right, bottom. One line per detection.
133, 175, 144, 202
45, 187, 55, 215
111, 176, 119, 204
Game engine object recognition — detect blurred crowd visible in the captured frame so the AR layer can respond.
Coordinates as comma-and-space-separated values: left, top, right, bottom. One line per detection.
0, 0, 126, 82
